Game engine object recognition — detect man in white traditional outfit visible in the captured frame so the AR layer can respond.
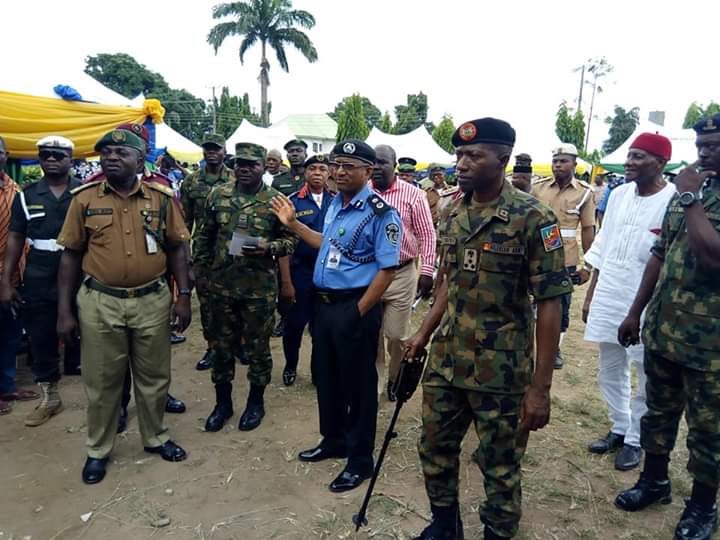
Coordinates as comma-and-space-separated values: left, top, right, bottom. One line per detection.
582, 133, 677, 471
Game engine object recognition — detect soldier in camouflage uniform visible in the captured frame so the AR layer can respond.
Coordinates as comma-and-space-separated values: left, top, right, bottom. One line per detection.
193, 142, 295, 432
405, 118, 572, 540
615, 114, 720, 540
179, 133, 233, 371
271, 139, 307, 196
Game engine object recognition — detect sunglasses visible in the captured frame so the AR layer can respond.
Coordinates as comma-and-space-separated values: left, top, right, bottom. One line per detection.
334, 161, 369, 171
39, 150, 69, 161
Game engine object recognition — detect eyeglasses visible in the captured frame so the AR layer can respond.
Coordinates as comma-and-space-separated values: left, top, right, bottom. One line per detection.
39, 150, 69, 161
334, 162, 369, 171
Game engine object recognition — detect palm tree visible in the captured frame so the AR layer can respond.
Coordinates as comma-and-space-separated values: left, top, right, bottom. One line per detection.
207, 0, 318, 127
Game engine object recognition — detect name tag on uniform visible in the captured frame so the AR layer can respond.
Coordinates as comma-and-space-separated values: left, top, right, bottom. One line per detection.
296, 209, 315, 217
145, 233, 158, 254
237, 214, 249, 229
463, 248, 478, 271
327, 246, 341, 269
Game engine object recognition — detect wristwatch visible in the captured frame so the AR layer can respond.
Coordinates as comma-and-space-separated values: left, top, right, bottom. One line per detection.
178, 288, 192, 296
678, 190, 703, 207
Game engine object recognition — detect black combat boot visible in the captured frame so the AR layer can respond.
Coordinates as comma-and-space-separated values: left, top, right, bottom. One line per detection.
238, 384, 265, 431
675, 481, 719, 540
615, 473, 672, 511
204, 382, 233, 432
413, 504, 464, 540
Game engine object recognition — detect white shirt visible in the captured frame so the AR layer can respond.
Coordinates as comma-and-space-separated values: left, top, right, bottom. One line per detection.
584, 181, 676, 344
311, 192, 323, 208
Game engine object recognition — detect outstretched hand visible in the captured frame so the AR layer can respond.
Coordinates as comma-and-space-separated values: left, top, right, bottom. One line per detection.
270, 196, 297, 227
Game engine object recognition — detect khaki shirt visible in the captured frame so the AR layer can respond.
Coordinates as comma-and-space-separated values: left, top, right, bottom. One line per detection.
58, 178, 190, 288
532, 176, 595, 267
424, 183, 447, 226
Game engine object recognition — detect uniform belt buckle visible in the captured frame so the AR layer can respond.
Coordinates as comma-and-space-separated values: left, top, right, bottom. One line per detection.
318, 292, 330, 303
126, 288, 137, 298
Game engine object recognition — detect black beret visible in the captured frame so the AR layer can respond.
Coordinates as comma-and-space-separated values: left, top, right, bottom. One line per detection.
332, 139, 376, 165
284, 139, 308, 150
452, 118, 516, 147
693, 114, 720, 135
513, 165, 533, 174
304, 153, 329, 167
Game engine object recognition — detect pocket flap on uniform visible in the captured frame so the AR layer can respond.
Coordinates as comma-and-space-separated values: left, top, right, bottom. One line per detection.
477, 249, 523, 273
474, 328, 524, 351
84, 213, 113, 231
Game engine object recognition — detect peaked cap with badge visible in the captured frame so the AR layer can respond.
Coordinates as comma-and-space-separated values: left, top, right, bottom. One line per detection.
37, 135, 75, 151
397, 157, 417, 173
331, 139, 376, 165
693, 113, 720, 135
284, 139, 308, 151
304, 154, 329, 168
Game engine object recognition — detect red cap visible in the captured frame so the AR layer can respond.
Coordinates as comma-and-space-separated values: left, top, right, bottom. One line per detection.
116, 123, 150, 145
629, 132, 672, 161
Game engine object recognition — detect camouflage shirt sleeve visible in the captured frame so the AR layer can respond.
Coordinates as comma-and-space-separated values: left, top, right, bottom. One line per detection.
192, 188, 218, 272
268, 220, 297, 257
650, 199, 674, 261
526, 205, 573, 301
179, 175, 194, 229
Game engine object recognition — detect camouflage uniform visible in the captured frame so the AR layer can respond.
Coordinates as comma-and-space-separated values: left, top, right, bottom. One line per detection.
419, 182, 572, 537
641, 181, 720, 488
179, 163, 233, 343
193, 177, 295, 388
271, 170, 304, 196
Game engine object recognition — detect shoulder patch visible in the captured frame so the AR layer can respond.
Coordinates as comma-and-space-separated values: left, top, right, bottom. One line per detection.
385, 222, 400, 245
367, 194, 392, 216
540, 223, 563, 252
439, 186, 459, 197
145, 181, 175, 197
70, 180, 103, 195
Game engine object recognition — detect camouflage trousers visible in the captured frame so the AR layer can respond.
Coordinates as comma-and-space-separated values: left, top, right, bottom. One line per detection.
208, 294, 275, 387
418, 373, 528, 538
196, 285, 212, 343
641, 349, 720, 488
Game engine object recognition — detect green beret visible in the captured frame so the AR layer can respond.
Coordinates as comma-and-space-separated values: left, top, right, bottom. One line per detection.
202, 133, 226, 148
452, 118, 516, 147
284, 139, 307, 150
94, 129, 146, 154
234, 142, 267, 162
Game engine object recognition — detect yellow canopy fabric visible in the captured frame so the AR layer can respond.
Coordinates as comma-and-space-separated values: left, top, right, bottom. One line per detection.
0, 90, 164, 159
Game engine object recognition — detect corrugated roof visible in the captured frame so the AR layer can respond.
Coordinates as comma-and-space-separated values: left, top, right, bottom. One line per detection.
278, 114, 337, 139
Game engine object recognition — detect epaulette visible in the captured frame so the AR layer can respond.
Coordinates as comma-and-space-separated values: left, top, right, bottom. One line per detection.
71, 180, 103, 195
367, 194, 392, 216
577, 179, 593, 190
532, 176, 553, 185
145, 181, 175, 197
439, 185, 459, 197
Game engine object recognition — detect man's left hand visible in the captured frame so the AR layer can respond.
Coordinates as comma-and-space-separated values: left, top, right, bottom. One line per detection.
519, 385, 550, 432
171, 296, 192, 332
417, 275, 434, 299
675, 160, 717, 194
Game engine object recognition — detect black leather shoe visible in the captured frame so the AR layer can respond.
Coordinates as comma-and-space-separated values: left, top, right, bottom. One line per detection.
238, 403, 265, 431
82, 457, 109, 484
196, 350, 212, 371
675, 501, 718, 540
64, 365, 82, 376
165, 393, 186, 414
615, 444, 642, 471
298, 445, 347, 462
282, 369, 297, 386
170, 333, 186, 345
205, 402, 233, 432
144, 440, 187, 462
387, 381, 397, 402
588, 431, 625, 454
329, 468, 371, 493
554, 351, 564, 370
615, 474, 672, 511
117, 407, 128, 434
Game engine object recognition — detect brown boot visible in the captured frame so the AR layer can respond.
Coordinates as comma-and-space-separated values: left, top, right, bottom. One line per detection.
24, 382, 63, 427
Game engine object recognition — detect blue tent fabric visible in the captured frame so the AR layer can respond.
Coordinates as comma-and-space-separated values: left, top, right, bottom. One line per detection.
53, 85, 83, 101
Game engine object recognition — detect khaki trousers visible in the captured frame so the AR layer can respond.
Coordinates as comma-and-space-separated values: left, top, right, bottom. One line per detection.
77, 281, 172, 459
376, 261, 418, 393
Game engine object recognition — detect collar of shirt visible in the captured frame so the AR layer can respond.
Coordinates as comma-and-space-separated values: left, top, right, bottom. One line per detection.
99, 179, 151, 200
550, 176, 582, 191
337, 184, 372, 210
454, 182, 512, 237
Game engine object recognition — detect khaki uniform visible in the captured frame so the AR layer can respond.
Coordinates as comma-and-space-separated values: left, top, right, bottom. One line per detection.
424, 183, 448, 226
58, 178, 189, 459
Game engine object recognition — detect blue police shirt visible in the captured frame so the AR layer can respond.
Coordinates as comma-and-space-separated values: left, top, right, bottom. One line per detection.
598, 177, 626, 213
289, 186, 334, 273
313, 184, 402, 290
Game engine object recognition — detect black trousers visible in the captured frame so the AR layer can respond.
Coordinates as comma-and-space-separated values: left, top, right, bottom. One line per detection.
312, 294, 381, 473
22, 300, 80, 383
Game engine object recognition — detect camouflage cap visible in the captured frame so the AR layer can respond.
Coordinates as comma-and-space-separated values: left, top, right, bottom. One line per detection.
201, 133, 226, 148
234, 142, 267, 162
94, 129, 146, 154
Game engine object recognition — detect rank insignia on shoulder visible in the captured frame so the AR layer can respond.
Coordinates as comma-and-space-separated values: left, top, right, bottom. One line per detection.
540, 223, 563, 252
463, 248, 478, 271
367, 195, 391, 216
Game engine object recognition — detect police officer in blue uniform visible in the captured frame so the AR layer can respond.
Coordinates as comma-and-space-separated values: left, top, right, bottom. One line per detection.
271, 139, 402, 493
281, 154, 334, 386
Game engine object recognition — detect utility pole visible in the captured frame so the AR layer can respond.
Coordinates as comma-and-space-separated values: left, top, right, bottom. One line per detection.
577, 64, 585, 115
211, 86, 217, 132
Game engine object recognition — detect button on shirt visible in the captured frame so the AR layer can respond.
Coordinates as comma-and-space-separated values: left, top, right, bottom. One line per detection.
9, 177, 82, 301
313, 184, 402, 290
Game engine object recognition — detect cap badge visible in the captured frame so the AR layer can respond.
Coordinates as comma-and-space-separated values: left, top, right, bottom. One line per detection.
343, 142, 356, 154
111, 131, 126, 143
458, 123, 477, 142
704, 117, 717, 131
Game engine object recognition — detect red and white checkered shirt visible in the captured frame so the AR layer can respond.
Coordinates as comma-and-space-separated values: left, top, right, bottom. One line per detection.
371, 178, 436, 276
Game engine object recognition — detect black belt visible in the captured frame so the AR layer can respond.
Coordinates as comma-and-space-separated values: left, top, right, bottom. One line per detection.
398, 258, 415, 269
85, 277, 163, 299
316, 287, 367, 304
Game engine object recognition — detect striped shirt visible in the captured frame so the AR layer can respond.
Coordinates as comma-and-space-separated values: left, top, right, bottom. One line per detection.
371, 178, 436, 276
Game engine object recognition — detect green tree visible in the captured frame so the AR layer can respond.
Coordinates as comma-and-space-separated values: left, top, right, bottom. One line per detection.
602, 105, 640, 154
329, 95, 382, 128
378, 112, 393, 133
84, 53, 168, 98
207, 0, 318, 127
555, 101, 585, 150
683, 101, 720, 128
432, 114, 455, 154
335, 94, 369, 141
210, 87, 262, 138
393, 92, 428, 134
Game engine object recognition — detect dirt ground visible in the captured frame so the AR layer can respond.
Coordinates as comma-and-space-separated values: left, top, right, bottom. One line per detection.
1, 286, 691, 540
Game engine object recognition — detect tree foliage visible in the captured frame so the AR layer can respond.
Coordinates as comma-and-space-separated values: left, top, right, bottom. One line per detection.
432, 114, 455, 154
329, 96, 381, 129
211, 87, 262, 138
207, 0, 318, 126
378, 112, 393, 133
393, 92, 428, 134
683, 101, 720, 128
602, 105, 640, 154
335, 94, 370, 141
555, 101, 586, 150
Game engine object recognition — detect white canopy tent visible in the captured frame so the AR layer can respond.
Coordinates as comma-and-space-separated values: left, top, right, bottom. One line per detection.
601, 122, 696, 172
365, 126, 454, 165
511, 129, 592, 177
226, 120, 296, 155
